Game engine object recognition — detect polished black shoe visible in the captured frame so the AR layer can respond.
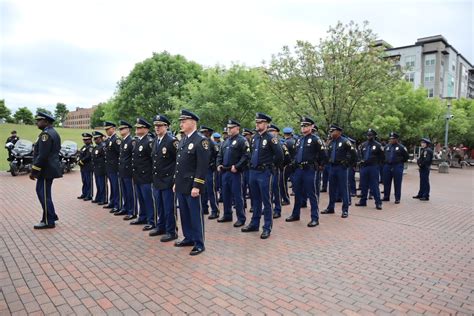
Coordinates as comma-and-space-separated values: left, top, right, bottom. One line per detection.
307, 220, 319, 227
77, 195, 85, 199
368, 196, 373, 200
355, 202, 366, 207
412, 195, 421, 199
91, 200, 98, 203
217, 217, 232, 223
123, 215, 137, 221
321, 209, 335, 214
419, 197, 429, 201
190, 246, 205, 256
114, 210, 127, 216
273, 213, 281, 219
341, 212, 349, 218
376, 204, 383, 210
281, 201, 290, 206
98, 202, 107, 206
130, 219, 146, 225
143, 225, 154, 231
208, 213, 219, 220
103, 204, 113, 209
241, 225, 259, 232
83, 197, 92, 201
149, 228, 165, 236
382, 198, 390, 202
34, 222, 55, 229
260, 230, 271, 239
174, 240, 194, 247
394, 200, 400, 204
233, 220, 245, 227
109, 208, 119, 214
285, 215, 300, 222
203, 210, 209, 215
160, 233, 178, 242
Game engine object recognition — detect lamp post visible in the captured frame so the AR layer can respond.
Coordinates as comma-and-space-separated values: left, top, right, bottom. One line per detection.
438, 96, 454, 173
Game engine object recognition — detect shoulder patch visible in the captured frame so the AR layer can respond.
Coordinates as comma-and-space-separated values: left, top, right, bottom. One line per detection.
271, 137, 278, 145
89, 147, 93, 152
202, 139, 209, 150
41, 134, 49, 142
173, 140, 179, 149
116, 139, 121, 145
244, 141, 249, 147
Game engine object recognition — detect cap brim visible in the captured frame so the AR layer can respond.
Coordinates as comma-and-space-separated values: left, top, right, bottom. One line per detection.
104, 126, 114, 130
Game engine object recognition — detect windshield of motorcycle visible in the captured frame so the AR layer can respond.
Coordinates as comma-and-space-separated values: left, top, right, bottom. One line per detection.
61, 141, 78, 155
13, 139, 33, 156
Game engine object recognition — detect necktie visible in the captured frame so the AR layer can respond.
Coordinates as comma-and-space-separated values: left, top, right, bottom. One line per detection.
250, 136, 260, 167
364, 143, 371, 161
223, 139, 231, 166
390, 145, 395, 163
331, 140, 337, 162
296, 137, 305, 163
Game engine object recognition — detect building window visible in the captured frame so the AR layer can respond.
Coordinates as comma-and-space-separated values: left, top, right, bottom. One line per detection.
425, 55, 436, 66
424, 72, 435, 82
427, 88, 434, 98
405, 55, 415, 68
404, 72, 415, 82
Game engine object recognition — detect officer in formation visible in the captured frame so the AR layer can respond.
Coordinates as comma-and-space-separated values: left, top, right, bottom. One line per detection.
199, 126, 220, 218
413, 138, 433, 201
91, 131, 107, 205
241, 128, 253, 209
5, 130, 19, 163
216, 119, 249, 227
103, 122, 121, 213
77, 133, 93, 201
281, 127, 296, 206
30, 112, 61, 229
355, 129, 384, 210
382, 132, 409, 204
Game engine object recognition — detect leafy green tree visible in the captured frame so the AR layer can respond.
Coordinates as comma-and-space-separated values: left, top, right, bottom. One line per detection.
0, 99, 12, 121
90, 103, 106, 128
54, 102, 69, 125
13, 107, 34, 125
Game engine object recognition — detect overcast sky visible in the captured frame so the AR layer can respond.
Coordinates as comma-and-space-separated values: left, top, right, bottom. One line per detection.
1, 0, 472, 113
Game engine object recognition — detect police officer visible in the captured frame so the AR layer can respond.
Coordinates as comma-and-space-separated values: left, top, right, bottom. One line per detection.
320, 135, 331, 193
346, 136, 358, 199
199, 126, 220, 219
321, 124, 357, 218
103, 122, 121, 213
286, 117, 327, 227
173, 110, 210, 256
5, 130, 19, 163
77, 133, 94, 201
355, 129, 384, 210
216, 119, 249, 227
241, 113, 283, 239
242, 128, 253, 208
413, 138, 433, 201
382, 132, 409, 204
91, 131, 107, 205
30, 112, 61, 229
213, 132, 223, 204
130, 118, 155, 230
149, 114, 179, 242
282, 127, 296, 205
115, 120, 137, 219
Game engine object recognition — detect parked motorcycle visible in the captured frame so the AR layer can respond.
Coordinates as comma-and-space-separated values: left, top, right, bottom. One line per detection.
5, 139, 34, 176
60, 141, 78, 173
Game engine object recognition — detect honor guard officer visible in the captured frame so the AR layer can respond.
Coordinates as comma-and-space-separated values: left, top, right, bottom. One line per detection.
149, 114, 179, 242
130, 118, 155, 229
216, 119, 250, 227
382, 132, 409, 204
173, 110, 211, 256
242, 128, 253, 207
242, 113, 283, 239
286, 117, 327, 227
267, 124, 288, 219
30, 112, 62, 229
282, 127, 296, 205
77, 133, 94, 201
103, 122, 121, 213
321, 124, 357, 218
91, 131, 107, 205
413, 138, 433, 201
116, 120, 137, 219
199, 126, 220, 219
355, 129, 384, 210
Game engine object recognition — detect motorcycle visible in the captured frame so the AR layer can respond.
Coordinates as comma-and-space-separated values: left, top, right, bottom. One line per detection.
60, 140, 78, 173
5, 140, 34, 176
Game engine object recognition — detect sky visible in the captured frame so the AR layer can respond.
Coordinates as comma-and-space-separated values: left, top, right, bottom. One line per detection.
0, 0, 472, 113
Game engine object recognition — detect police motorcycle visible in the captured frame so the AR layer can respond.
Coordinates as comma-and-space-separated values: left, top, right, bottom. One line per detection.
5, 139, 34, 176
60, 140, 78, 173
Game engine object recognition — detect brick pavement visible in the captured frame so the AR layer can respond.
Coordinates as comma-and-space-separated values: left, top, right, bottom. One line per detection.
0, 165, 473, 315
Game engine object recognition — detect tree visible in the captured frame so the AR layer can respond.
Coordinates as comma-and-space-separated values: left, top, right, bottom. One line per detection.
90, 103, 106, 128
36, 107, 53, 116
13, 107, 34, 125
0, 99, 12, 121
54, 102, 69, 126
264, 21, 400, 130
111, 51, 203, 123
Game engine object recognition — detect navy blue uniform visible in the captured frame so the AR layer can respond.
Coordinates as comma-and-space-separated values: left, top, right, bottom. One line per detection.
175, 131, 211, 250
31, 126, 62, 225
78, 144, 93, 199
358, 140, 384, 206
383, 143, 409, 202
132, 135, 154, 225
92, 142, 107, 204
118, 134, 136, 216
217, 134, 250, 223
416, 147, 433, 199
247, 132, 284, 233
325, 136, 357, 215
202, 138, 220, 217
272, 141, 291, 217
282, 136, 296, 204
152, 134, 178, 234
105, 134, 121, 209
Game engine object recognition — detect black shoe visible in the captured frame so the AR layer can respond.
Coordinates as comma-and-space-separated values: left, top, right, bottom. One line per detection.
160, 233, 178, 242
103, 205, 113, 209
217, 217, 232, 223
320, 189, 327, 193
376, 204, 382, 210
114, 210, 127, 216
356, 194, 362, 198
34, 222, 55, 229
123, 215, 137, 221
394, 200, 400, 204
143, 225, 154, 231
260, 230, 271, 239
341, 212, 349, 218
412, 195, 421, 199
77, 195, 85, 199
130, 219, 146, 225
301, 204, 308, 208
190, 246, 205, 256
241, 225, 259, 232
109, 208, 119, 214
382, 198, 390, 202
355, 202, 366, 207
307, 220, 319, 227
83, 197, 92, 201
321, 209, 335, 214
249, 208, 254, 213
203, 210, 209, 215
285, 215, 300, 222
149, 228, 165, 236
208, 213, 219, 220
273, 213, 281, 219
174, 240, 194, 247
91, 200, 98, 203
281, 201, 290, 206
368, 197, 373, 200
233, 221, 245, 227
419, 197, 429, 201
98, 202, 107, 206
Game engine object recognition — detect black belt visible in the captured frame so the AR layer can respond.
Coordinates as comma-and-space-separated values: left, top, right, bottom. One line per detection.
251, 164, 273, 171
296, 162, 316, 170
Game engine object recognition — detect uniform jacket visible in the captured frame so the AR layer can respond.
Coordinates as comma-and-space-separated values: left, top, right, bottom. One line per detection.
359, 140, 384, 166
417, 147, 433, 169
327, 136, 358, 167
132, 135, 153, 185
92, 142, 107, 176
78, 143, 93, 172
31, 126, 62, 179
152, 133, 178, 190
118, 134, 134, 178
294, 134, 327, 166
105, 134, 120, 173
249, 131, 284, 168
216, 134, 249, 171
384, 143, 409, 164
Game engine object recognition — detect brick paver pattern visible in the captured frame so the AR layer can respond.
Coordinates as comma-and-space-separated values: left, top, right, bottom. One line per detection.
0, 166, 473, 315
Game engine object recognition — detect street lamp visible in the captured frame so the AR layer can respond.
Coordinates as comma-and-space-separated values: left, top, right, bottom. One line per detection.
439, 96, 454, 173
